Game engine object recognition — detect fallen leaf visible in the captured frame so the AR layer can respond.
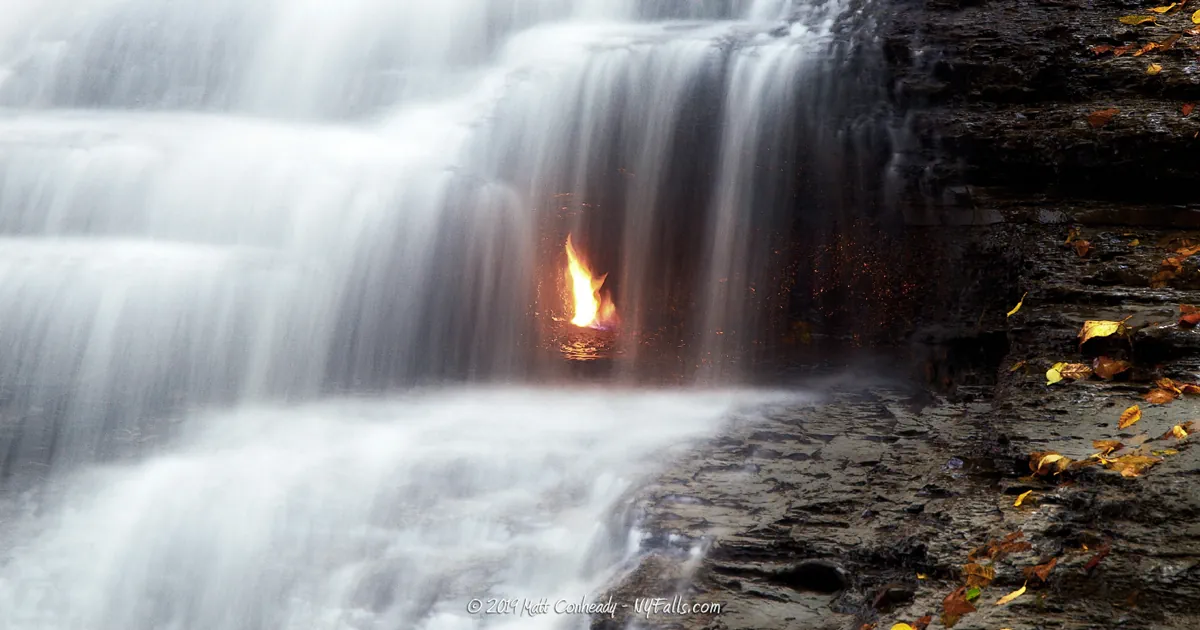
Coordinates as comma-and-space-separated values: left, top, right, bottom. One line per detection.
1194, 9, 1200, 23
1119, 404, 1142, 429
1119, 15, 1158, 24
1060, 363, 1093, 380
889, 624, 914, 630
1114, 44, 1138, 56
1085, 544, 1111, 571
1134, 42, 1161, 56
1093, 356, 1132, 379
1172, 423, 1191, 439
1129, 238, 1141, 246
1006, 292, 1027, 317
1065, 227, 1079, 243
1009, 360, 1027, 372
1032, 452, 1072, 476
1031, 557, 1058, 581
1014, 490, 1034, 507
1145, 388, 1177, 404
1177, 244, 1200, 257
965, 586, 981, 601
913, 616, 932, 630
1105, 453, 1163, 477
941, 586, 976, 628
1079, 319, 1129, 346
1160, 33, 1183, 50
1150, 3, 1177, 12
1181, 305, 1200, 327
964, 563, 996, 588
1185, 103, 1196, 117
917, 573, 928, 580
1046, 362, 1065, 385
1092, 44, 1114, 54
995, 584, 1027, 606
1184, 384, 1200, 395
1087, 108, 1120, 128
1157, 377, 1184, 394
1147, 62, 1164, 75
1153, 448, 1180, 456
1093, 439, 1125, 455
1074, 239, 1092, 257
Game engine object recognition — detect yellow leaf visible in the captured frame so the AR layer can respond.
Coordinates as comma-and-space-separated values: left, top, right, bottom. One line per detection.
1129, 239, 1140, 246
1014, 490, 1034, 507
1093, 439, 1124, 455
1150, 3, 1176, 12
1119, 404, 1142, 429
1009, 360, 1027, 372
1119, 15, 1158, 24
1194, 9, 1200, 23
1007, 292, 1028, 317
1079, 320, 1127, 346
917, 573, 928, 579
1147, 63, 1163, 75
1173, 424, 1189, 439
1038, 453, 1067, 471
1046, 362, 1065, 385
995, 584, 1027, 606
890, 625, 915, 630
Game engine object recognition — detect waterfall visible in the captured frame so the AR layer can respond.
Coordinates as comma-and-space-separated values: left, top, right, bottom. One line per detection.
0, 1, 879, 628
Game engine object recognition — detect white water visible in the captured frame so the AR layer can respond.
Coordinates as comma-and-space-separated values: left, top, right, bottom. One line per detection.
0, 0, 854, 628
0, 389, 793, 630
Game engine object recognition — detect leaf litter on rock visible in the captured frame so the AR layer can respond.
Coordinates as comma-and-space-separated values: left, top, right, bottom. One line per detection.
1119, 404, 1142, 429
1087, 108, 1120, 128
1093, 356, 1132, 379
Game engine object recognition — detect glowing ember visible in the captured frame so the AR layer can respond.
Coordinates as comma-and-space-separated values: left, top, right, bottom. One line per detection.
565, 234, 618, 330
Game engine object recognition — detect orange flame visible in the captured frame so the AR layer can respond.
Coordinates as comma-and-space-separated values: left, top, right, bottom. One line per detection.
565, 234, 617, 329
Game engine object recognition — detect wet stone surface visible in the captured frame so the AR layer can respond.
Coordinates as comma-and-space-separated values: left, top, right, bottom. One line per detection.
593, 223, 1200, 630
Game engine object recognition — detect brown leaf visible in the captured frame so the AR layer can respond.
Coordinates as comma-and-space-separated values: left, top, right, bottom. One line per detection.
1114, 44, 1138, 56
1178, 244, 1200, 257
964, 563, 996, 588
1185, 103, 1197, 117
1093, 356, 1132, 379
1074, 239, 1092, 257
1025, 557, 1058, 582
1181, 313, 1200, 327
1085, 544, 1111, 572
1059, 363, 1093, 380
1087, 108, 1120, 128
1030, 451, 1072, 476
913, 616, 932, 630
1093, 439, 1125, 455
941, 586, 976, 628
1145, 388, 1178, 404
1092, 44, 1114, 54
1160, 33, 1183, 50
1119, 404, 1142, 429
1183, 384, 1200, 395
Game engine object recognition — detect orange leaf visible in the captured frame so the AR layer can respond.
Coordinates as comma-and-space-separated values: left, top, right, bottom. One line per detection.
1074, 240, 1092, 257
1145, 388, 1177, 404
1147, 62, 1164, 75
1105, 453, 1163, 477
1119, 404, 1142, 429
1114, 44, 1138, 56
1133, 42, 1161, 56
1087, 108, 1120, 128
1186, 103, 1197, 117
1085, 544, 1111, 571
1093, 439, 1124, 455
1092, 44, 1114, 55
1092, 356, 1132, 379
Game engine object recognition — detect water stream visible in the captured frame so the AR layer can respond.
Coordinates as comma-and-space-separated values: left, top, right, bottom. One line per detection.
0, 1, 869, 627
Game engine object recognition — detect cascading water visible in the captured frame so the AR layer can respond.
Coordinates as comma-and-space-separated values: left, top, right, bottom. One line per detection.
0, 0, 881, 628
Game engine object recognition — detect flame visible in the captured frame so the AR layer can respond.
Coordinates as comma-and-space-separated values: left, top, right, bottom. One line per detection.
565, 234, 617, 329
